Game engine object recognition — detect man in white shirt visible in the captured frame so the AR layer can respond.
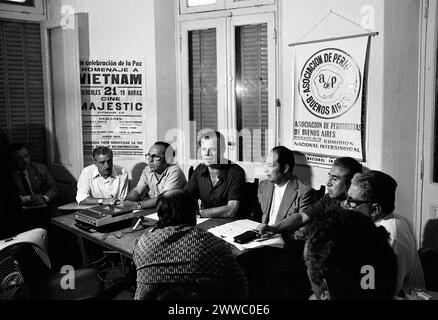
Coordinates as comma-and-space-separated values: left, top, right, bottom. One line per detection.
76, 146, 129, 205
123, 142, 186, 209
344, 170, 425, 297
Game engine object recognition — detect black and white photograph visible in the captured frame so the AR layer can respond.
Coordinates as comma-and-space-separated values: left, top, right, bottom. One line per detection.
0, 0, 437, 314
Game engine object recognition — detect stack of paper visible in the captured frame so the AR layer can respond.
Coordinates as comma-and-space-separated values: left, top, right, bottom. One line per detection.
208, 219, 284, 251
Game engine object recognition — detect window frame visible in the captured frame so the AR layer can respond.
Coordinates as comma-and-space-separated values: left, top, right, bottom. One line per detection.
179, 0, 276, 14
225, 0, 275, 9
179, 0, 225, 14
179, 18, 228, 170
228, 12, 276, 176
0, 0, 46, 20
177, 8, 278, 179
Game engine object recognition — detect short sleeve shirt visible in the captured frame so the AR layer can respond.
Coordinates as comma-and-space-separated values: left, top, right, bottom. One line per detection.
303, 193, 341, 220
184, 163, 245, 210
133, 164, 187, 198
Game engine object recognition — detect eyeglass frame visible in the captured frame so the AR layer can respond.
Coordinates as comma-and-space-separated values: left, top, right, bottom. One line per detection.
145, 153, 164, 162
344, 194, 375, 209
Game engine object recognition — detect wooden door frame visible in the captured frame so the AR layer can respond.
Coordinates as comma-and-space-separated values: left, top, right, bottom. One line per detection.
416, 0, 436, 247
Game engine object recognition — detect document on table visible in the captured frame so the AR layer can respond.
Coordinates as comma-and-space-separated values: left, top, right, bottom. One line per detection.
57, 203, 95, 211
144, 212, 210, 225
208, 219, 284, 251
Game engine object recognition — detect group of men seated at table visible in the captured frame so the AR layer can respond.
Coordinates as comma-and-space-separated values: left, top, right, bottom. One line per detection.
3, 129, 426, 300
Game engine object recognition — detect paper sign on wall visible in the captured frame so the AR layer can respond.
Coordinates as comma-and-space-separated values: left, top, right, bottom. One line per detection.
292, 37, 368, 165
80, 58, 146, 165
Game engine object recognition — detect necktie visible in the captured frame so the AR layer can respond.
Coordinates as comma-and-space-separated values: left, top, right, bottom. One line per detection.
20, 172, 32, 196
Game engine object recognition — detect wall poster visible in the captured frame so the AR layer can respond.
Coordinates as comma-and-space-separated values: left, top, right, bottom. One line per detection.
292, 37, 369, 165
80, 58, 146, 165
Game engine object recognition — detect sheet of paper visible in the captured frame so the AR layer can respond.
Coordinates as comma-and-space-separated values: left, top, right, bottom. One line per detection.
208, 219, 284, 251
57, 203, 95, 210
144, 212, 210, 225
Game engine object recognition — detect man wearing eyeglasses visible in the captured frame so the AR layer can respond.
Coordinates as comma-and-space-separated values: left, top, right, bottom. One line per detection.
123, 142, 186, 209
344, 170, 425, 297
257, 157, 362, 236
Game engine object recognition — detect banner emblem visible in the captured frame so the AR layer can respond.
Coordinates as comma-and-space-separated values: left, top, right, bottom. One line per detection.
298, 48, 361, 119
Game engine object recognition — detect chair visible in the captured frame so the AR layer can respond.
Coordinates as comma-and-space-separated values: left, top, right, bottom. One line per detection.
188, 166, 194, 180
315, 185, 326, 201
0, 228, 104, 300
242, 178, 259, 221
419, 247, 438, 291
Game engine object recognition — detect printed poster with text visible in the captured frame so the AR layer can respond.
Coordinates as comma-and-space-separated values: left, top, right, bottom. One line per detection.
80, 58, 146, 165
293, 37, 368, 165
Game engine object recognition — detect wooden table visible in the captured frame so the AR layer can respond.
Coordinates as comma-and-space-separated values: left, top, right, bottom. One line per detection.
52, 208, 235, 262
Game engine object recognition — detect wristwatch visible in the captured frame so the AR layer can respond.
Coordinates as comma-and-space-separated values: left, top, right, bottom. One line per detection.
98, 199, 103, 205
137, 202, 142, 210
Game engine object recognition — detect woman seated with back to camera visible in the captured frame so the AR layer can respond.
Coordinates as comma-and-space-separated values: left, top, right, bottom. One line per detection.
132, 189, 248, 300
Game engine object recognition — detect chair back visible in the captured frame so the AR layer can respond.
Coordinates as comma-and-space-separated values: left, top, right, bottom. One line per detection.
419, 247, 438, 291
315, 185, 326, 201
188, 166, 194, 180
241, 178, 259, 221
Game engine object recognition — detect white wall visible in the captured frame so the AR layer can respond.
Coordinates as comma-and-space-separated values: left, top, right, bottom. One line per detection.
280, 0, 421, 228
45, 0, 422, 229
47, 0, 176, 185
381, 0, 421, 228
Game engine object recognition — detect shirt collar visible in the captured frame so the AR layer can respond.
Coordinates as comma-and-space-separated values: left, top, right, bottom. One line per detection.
200, 163, 230, 180
274, 180, 289, 191
92, 165, 118, 179
153, 165, 170, 183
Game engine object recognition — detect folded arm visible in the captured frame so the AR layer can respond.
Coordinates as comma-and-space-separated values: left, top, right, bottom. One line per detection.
199, 200, 239, 218
258, 211, 311, 234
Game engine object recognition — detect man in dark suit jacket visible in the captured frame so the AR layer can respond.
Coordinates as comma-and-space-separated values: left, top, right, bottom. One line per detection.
10, 143, 57, 207
10, 143, 58, 231
257, 146, 314, 229
242, 146, 314, 299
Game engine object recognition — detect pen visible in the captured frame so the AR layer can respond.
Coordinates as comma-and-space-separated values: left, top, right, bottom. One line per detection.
133, 216, 144, 231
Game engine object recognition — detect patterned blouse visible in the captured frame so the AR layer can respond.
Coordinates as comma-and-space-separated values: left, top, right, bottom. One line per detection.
133, 225, 248, 300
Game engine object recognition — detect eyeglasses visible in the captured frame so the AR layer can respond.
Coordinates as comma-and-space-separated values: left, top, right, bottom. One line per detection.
145, 153, 163, 162
344, 195, 374, 209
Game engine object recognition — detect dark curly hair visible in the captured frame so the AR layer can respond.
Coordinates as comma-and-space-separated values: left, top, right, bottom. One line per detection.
333, 157, 363, 189
156, 189, 198, 228
304, 209, 397, 300
92, 146, 112, 160
351, 170, 397, 214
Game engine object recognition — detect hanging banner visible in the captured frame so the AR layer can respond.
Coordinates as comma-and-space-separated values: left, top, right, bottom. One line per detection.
292, 37, 368, 165
80, 58, 146, 165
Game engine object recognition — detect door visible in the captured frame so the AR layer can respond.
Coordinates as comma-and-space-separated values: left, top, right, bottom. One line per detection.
41, 13, 83, 204
419, 0, 438, 249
